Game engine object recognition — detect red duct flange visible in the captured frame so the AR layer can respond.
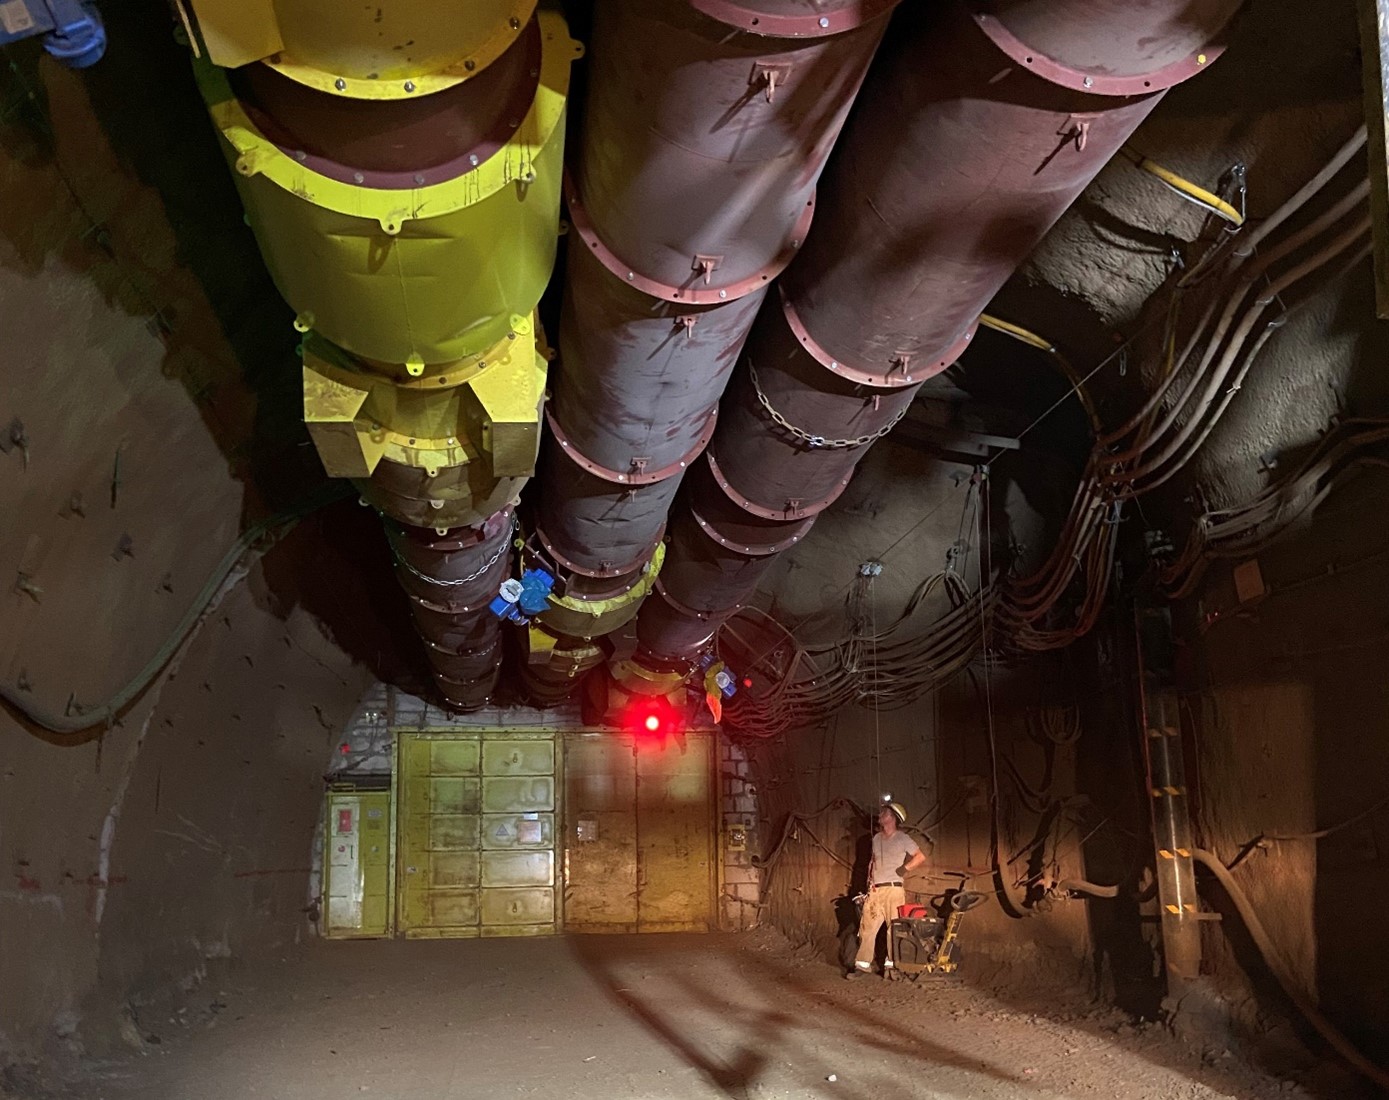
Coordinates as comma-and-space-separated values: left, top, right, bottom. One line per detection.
635, 583, 727, 666
549, 241, 763, 474
387, 508, 514, 608
573, 0, 892, 298
632, 0, 1242, 670
782, 0, 1164, 374
970, 0, 1244, 96
656, 496, 809, 619
230, 18, 542, 188
407, 594, 498, 650
706, 297, 922, 521
423, 633, 503, 683
533, 431, 680, 579
688, 0, 900, 38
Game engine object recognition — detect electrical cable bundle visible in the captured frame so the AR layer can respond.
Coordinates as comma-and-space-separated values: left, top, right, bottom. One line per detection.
998, 125, 1371, 651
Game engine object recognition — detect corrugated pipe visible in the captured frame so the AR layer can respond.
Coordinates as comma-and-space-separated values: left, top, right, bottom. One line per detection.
631, 0, 1244, 672
520, 0, 898, 701
186, 1, 580, 709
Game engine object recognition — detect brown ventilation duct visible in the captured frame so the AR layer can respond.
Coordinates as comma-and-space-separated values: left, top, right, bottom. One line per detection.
631, 0, 1244, 672
519, 0, 899, 700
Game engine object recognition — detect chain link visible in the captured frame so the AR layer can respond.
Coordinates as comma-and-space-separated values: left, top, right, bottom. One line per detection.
747, 359, 906, 449
389, 518, 515, 588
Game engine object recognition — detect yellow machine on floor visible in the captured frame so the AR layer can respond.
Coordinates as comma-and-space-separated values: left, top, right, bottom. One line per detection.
886, 890, 987, 981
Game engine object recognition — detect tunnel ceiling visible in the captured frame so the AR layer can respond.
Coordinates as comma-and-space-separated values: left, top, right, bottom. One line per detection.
1, 0, 1380, 742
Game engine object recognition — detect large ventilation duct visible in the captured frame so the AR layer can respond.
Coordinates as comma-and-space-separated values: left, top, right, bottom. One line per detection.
631, 0, 1243, 673
187, 1, 580, 709
520, 0, 898, 700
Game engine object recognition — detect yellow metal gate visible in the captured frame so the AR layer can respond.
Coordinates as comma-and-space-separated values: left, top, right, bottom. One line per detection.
395, 732, 558, 938
563, 731, 716, 933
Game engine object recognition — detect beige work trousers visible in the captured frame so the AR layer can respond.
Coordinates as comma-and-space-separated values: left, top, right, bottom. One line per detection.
853, 885, 905, 971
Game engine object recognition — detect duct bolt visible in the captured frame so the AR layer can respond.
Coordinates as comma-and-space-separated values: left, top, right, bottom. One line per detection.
719, 290, 727, 299
510, 16, 521, 29
413, 173, 425, 185
293, 149, 306, 162
334, 78, 346, 91
353, 172, 365, 184
469, 155, 479, 166
1082, 76, 1093, 88
509, 119, 519, 128
404, 81, 416, 92
818, 16, 830, 26
626, 272, 635, 281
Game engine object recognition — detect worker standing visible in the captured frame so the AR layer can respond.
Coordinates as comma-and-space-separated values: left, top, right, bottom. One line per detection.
847, 801, 926, 978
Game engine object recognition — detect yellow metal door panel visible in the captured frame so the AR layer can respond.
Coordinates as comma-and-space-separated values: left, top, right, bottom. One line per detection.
428, 813, 479, 851
636, 734, 716, 933
425, 737, 481, 776
398, 732, 557, 938
398, 733, 485, 937
483, 776, 555, 814
482, 739, 555, 777
482, 850, 554, 888
429, 850, 481, 888
481, 887, 555, 928
482, 813, 554, 850
428, 776, 481, 814
562, 736, 638, 931
427, 890, 480, 930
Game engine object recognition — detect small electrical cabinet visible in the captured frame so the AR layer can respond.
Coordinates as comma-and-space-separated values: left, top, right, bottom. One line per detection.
323, 786, 392, 938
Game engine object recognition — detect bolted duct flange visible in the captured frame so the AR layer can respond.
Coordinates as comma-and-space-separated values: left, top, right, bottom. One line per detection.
706, 298, 923, 522
386, 508, 515, 609
527, 541, 666, 640
631, 0, 1241, 673
782, 0, 1165, 376
571, 0, 892, 299
969, 0, 1243, 96
517, 625, 604, 706
688, 0, 900, 37
196, 11, 580, 371
183, 0, 539, 93
550, 241, 763, 475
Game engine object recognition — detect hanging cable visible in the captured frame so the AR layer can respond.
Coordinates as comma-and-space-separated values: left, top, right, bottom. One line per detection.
1119, 144, 1246, 227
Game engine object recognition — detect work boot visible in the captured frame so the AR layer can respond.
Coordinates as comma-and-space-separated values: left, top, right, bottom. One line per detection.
844, 968, 865, 980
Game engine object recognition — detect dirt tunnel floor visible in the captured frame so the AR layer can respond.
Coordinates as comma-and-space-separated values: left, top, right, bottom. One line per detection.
63, 932, 1341, 1100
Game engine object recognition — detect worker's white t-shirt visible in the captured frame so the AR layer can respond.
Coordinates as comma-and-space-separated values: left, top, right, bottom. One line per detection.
871, 830, 920, 885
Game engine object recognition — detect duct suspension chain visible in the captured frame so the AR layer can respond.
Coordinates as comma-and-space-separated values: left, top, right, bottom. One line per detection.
389, 517, 517, 588
748, 359, 907, 449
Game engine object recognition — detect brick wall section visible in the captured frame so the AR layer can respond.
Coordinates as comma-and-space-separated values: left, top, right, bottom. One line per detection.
719, 736, 762, 930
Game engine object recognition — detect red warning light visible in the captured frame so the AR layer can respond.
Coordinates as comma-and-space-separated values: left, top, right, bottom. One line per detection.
627, 695, 682, 741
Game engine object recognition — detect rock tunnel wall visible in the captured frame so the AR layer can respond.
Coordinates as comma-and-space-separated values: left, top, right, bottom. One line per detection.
0, 10, 382, 1062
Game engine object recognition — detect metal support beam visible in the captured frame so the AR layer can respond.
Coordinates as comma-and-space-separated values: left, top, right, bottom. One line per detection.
1134, 604, 1202, 994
